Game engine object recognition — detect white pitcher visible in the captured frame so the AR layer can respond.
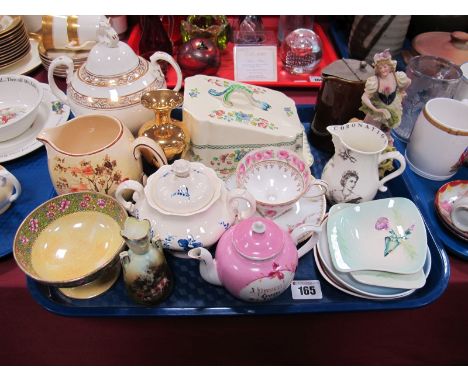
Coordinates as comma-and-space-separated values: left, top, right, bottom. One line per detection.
321, 122, 406, 204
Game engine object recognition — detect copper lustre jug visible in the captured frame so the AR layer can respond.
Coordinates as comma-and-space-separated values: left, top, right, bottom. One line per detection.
308, 59, 373, 153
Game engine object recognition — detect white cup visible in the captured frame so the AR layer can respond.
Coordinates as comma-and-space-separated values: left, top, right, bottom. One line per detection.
406, 98, 468, 181
0, 165, 21, 214
41, 15, 107, 50
451, 196, 468, 233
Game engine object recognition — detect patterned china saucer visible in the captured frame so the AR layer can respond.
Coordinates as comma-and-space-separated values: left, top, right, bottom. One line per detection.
0, 83, 70, 163
225, 175, 326, 243
434, 180, 468, 242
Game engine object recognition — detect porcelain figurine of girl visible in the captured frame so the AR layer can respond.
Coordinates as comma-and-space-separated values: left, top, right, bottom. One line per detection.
360, 49, 411, 133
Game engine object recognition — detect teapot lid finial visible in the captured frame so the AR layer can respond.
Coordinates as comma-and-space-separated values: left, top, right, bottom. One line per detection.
252, 221, 266, 234
84, 19, 139, 76
97, 19, 119, 48
172, 159, 190, 178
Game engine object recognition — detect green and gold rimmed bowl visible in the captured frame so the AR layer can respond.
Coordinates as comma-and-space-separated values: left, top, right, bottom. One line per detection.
13, 191, 128, 288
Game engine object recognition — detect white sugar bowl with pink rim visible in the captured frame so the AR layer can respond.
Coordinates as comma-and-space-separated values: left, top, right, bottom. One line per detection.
188, 216, 321, 302
236, 147, 328, 218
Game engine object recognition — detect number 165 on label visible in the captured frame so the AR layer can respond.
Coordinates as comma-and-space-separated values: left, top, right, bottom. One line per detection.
290, 280, 323, 300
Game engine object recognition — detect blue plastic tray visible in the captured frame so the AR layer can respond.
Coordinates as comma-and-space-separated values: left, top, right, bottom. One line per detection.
393, 137, 468, 259
26, 105, 450, 317
0, 147, 55, 258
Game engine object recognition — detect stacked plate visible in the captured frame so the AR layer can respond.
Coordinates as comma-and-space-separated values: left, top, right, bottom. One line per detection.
314, 198, 431, 300
38, 41, 89, 78
0, 16, 31, 70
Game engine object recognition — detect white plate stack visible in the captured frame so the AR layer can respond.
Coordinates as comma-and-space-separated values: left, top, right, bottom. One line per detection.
38, 41, 89, 78
0, 16, 31, 70
314, 198, 431, 300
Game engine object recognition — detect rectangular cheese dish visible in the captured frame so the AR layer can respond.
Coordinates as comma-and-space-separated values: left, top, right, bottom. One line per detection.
183, 75, 307, 178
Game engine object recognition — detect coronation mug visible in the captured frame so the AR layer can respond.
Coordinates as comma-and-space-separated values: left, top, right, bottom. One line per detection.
406, 98, 468, 181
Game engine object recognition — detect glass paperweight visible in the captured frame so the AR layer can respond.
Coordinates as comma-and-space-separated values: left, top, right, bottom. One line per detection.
280, 28, 322, 75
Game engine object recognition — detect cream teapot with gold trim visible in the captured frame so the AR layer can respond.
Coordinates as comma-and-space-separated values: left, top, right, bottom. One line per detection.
48, 20, 183, 135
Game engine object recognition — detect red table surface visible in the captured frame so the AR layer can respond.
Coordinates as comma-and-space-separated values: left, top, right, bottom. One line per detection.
1, 256, 468, 365
1, 28, 467, 365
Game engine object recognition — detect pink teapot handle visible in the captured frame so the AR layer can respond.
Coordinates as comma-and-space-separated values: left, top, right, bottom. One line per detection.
150, 51, 183, 92
227, 188, 256, 221
290, 223, 322, 259
132, 136, 168, 168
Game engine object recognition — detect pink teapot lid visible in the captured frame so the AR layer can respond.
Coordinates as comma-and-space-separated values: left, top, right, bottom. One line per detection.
232, 217, 284, 261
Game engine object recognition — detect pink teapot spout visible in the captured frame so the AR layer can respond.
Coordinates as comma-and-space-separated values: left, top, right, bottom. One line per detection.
187, 247, 222, 286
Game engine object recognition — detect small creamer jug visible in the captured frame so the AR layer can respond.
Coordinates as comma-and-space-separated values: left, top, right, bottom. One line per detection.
119, 217, 173, 305
321, 121, 406, 204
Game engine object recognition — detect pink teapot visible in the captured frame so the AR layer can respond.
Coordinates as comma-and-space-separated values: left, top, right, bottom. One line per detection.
188, 216, 320, 302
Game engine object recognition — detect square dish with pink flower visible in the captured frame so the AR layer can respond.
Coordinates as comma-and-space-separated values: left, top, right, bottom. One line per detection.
327, 197, 427, 274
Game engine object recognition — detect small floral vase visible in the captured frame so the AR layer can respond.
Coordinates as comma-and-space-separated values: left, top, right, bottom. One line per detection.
119, 217, 173, 305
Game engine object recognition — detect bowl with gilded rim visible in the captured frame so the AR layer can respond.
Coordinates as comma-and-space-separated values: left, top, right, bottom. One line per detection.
13, 191, 127, 288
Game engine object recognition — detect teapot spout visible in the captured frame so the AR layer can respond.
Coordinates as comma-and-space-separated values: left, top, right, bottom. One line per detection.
187, 247, 222, 286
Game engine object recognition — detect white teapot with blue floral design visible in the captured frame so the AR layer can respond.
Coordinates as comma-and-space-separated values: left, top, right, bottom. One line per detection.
115, 159, 256, 256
